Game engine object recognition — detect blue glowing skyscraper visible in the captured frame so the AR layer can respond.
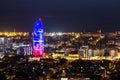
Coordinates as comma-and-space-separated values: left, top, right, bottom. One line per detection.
33, 19, 44, 57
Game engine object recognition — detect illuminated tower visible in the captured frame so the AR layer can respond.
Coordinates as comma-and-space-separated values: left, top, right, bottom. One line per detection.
33, 19, 44, 57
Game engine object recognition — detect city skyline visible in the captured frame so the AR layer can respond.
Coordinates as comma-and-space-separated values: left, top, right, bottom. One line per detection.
0, 0, 120, 32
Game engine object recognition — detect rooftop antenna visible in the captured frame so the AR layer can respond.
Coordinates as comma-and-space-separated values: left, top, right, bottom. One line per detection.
14, 28, 16, 32
83, 28, 86, 33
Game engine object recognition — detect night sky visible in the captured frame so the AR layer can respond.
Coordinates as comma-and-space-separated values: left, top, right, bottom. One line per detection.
0, 0, 120, 32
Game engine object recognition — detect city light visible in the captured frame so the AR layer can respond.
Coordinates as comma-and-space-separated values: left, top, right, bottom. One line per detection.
0, 32, 29, 37
58, 32, 62, 36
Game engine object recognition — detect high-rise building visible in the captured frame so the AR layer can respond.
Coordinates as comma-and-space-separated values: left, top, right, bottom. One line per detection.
33, 19, 44, 57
